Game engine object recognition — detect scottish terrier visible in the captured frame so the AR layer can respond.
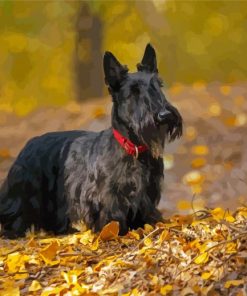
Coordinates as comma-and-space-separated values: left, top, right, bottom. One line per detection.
0, 44, 182, 238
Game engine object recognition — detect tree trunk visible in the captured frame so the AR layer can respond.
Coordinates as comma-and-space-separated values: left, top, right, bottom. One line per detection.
74, 3, 103, 101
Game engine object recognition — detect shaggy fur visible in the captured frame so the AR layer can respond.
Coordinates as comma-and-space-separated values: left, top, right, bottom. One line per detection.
0, 44, 182, 238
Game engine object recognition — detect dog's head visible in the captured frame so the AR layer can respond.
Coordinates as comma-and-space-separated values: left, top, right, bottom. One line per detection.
104, 44, 183, 157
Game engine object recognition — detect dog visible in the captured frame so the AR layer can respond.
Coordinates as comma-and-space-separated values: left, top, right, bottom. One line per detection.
0, 44, 182, 238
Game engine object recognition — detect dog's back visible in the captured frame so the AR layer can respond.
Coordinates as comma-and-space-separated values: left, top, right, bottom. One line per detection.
0, 130, 99, 237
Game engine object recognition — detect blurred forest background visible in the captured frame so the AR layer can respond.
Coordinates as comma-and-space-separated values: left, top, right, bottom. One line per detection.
0, 0, 246, 214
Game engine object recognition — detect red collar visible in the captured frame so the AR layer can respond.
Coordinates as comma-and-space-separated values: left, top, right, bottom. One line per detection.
112, 128, 148, 158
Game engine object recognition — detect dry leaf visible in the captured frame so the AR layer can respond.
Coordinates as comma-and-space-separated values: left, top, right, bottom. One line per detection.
224, 279, 245, 288
160, 284, 173, 295
99, 221, 119, 240
39, 240, 60, 265
191, 145, 209, 156
194, 252, 209, 264
29, 280, 42, 292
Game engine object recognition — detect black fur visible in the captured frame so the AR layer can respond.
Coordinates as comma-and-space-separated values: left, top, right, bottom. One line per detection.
0, 44, 182, 238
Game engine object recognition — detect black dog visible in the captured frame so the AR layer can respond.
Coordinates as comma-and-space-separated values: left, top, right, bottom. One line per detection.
0, 44, 182, 238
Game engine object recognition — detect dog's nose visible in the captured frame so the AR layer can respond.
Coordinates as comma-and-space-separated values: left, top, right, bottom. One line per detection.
157, 110, 172, 123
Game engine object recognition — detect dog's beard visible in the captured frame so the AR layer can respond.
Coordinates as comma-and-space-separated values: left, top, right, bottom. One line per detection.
136, 114, 183, 159
137, 115, 166, 158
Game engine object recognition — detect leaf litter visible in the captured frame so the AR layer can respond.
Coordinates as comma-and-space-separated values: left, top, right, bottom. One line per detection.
0, 207, 246, 296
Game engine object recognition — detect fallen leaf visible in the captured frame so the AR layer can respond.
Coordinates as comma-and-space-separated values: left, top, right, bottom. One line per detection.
194, 252, 209, 264
224, 279, 245, 288
6, 252, 29, 273
79, 230, 94, 245
160, 284, 173, 295
158, 229, 169, 245
99, 221, 119, 240
0, 148, 11, 159
210, 208, 235, 222
191, 145, 209, 156
143, 237, 152, 247
183, 170, 205, 186
39, 240, 60, 265
201, 271, 212, 280
191, 157, 206, 168
220, 85, 231, 95
29, 280, 42, 292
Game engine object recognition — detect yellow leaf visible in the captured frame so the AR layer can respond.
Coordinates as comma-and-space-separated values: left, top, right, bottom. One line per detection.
70, 283, 88, 295
40, 287, 65, 296
158, 229, 169, 245
224, 279, 244, 289
208, 103, 221, 117
224, 116, 237, 127
160, 284, 173, 295
144, 224, 154, 233
39, 240, 60, 265
177, 199, 191, 210
127, 230, 140, 240
91, 237, 99, 251
1, 286, 20, 296
29, 280, 42, 292
79, 230, 94, 245
14, 272, 29, 280
0, 148, 11, 159
143, 237, 152, 247
201, 272, 212, 280
62, 270, 82, 285
191, 157, 206, 168
100, 221, 119, 240
210, 208, 235, 222
150, 274, 159, 285
220, 85, 231, 96
163, 154, 174, 170
194, 252, 209, 264
130, 288, 141, 296
6, 252, 29, 273
226, 242, 237, 254
183, 170, 205, 186
235, 113, 247, 127
191, 145, 209, 156
237, 207, 247, 218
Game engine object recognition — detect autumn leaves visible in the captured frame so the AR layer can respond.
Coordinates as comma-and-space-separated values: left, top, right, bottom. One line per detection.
0, 207, 246, 295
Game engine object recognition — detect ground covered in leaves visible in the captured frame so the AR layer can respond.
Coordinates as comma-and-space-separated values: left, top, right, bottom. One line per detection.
0, 207, 246, 296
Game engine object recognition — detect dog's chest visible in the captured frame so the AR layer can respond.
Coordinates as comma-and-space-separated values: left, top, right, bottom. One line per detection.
110, 157, 149, 198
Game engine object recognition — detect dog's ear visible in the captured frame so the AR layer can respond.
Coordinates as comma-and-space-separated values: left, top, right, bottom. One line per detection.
137, 43, 158, 73
103, 52, 128, 90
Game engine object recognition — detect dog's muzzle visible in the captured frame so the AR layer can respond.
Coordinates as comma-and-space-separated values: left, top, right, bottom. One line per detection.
157, 110, 173, 124
156, 106, 183, 141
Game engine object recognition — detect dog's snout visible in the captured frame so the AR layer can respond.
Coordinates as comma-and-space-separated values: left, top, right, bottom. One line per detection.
157, 110, 172, 123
